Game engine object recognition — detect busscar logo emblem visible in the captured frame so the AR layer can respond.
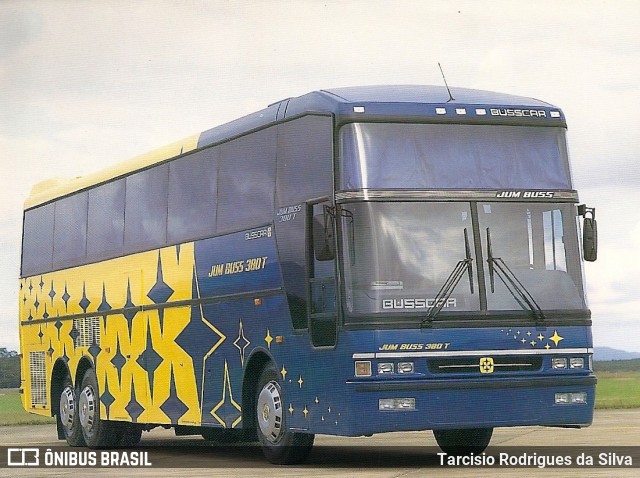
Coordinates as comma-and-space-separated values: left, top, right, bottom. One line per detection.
479, 357, 494, 374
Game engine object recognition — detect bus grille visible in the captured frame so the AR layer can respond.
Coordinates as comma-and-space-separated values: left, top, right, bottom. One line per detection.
29, 351, 47, 407
427, 356, 543, 374
73, 316, 101, 348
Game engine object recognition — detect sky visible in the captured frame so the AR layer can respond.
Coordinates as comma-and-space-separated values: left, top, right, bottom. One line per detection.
1, 0, 639, 353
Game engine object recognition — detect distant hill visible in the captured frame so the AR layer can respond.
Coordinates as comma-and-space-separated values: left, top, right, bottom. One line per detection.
594, 347, 640, 361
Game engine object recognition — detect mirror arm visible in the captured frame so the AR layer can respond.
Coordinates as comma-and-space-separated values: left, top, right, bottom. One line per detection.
578, 204, 596, 220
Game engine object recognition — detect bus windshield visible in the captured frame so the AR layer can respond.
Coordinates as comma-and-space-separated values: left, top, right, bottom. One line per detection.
340, 202, 586, 319
339, 123, 572, 190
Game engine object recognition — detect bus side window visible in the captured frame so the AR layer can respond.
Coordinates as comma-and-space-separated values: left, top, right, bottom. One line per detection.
87, 179, 125, 262
168, 148, 218, 243
53, 192, 88, 269
124, 165, 169, 252
22, 203, 55, 276
217, 127, 276, 234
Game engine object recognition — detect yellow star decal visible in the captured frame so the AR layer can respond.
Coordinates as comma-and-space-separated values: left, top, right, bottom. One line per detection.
549, 330, 564, 347
297, 375, 304, 388
288, 404, 294, 415
280, 364, 287, 380
265, 328, 273, 350
303, 406, 309, 418
538, 334, 545, 341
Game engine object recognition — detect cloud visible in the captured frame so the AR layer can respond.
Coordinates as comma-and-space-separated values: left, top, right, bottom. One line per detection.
1, 0, 639, 352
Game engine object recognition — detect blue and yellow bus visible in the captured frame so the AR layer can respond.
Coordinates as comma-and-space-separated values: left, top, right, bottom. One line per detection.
19, 85, 597, 463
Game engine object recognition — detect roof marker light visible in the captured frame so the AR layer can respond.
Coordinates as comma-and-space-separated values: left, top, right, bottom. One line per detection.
456, 108, 467, 115
476, 108, 487, 115
436, 107, 446, 115
353, 106, 365, 113
550, 111, 561, 118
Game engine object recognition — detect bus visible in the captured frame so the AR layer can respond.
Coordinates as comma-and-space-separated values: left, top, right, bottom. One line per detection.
19, 85, 598, 464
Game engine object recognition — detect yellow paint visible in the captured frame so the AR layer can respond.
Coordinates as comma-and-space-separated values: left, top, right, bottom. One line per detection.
24, 134, 199, 209
19, 242, 206, 425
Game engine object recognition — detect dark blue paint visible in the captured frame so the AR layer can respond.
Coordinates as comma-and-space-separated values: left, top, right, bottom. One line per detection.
197, 85, 566, 150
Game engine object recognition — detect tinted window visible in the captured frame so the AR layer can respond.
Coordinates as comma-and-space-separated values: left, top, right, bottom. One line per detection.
124, 165, 169, 251
168, 148, 218, 243
87, 179, 125, 261
53, 192, 88, 269
340, 123, 571, 190
217, 127, 276, 233
276, 115, 333, 205
274, 116, 334, 329
22, 204, 54, 276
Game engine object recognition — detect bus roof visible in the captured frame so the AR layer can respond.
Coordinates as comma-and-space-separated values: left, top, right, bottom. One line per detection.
25, 85, 564, 209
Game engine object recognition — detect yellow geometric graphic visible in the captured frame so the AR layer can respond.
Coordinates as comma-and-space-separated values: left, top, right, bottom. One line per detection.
209, 360, 242, 428
18, 243, 206, 425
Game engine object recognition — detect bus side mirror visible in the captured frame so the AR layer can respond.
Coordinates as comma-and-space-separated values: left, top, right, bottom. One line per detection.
578, 205, 597, 262
313, 211, 335, 261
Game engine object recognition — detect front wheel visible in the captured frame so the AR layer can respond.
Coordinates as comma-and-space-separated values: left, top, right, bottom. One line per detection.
433, 427, 493, 455
255, 364, 314, 464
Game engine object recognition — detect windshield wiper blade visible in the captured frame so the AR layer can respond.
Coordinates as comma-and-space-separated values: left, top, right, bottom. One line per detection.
486, 227, 546, 324
421, 229, 474, 327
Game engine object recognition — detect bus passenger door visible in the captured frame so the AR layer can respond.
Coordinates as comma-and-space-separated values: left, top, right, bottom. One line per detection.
309, 202, 338, 347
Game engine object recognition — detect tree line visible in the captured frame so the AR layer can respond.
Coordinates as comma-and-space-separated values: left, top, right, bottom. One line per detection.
0, 348, 20, 388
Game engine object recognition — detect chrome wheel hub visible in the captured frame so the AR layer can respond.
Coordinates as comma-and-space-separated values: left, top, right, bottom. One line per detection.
60, 386, 75, 430
257, 381, 283, 443
78, 385, 97, 434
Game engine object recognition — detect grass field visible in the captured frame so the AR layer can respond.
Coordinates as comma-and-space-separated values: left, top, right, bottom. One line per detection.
0, 389, 55, 426
594, 371, 640, 409
0, 371, 638, 426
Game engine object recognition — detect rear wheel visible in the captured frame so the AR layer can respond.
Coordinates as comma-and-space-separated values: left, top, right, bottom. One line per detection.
433, 427, 493, 455
78, 368, 121, 448
58, 375, 85, 446
255, 364, 314, 464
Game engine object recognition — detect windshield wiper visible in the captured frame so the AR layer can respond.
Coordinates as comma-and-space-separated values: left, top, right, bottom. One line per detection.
486, 227, 546, 324
421, 229, 474, 327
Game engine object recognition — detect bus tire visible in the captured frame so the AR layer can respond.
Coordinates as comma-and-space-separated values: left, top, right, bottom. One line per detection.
433, 427, 493, 455
255, 364, 314, 464
78, 368, 120, 448
58, 375, 86, 447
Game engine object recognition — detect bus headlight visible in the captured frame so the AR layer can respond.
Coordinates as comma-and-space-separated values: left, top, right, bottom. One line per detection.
379, 398, 416, 410
570, 358, 584, 369
552, 358, 567, 369
555, 392, 587, 404
378, 363, 394, 374
397, 362, 415, 374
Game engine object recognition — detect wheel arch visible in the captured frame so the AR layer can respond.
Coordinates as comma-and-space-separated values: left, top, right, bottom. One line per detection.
50, 359, 71, 418
242, 348, 274, 432
74, 356, 95, 392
